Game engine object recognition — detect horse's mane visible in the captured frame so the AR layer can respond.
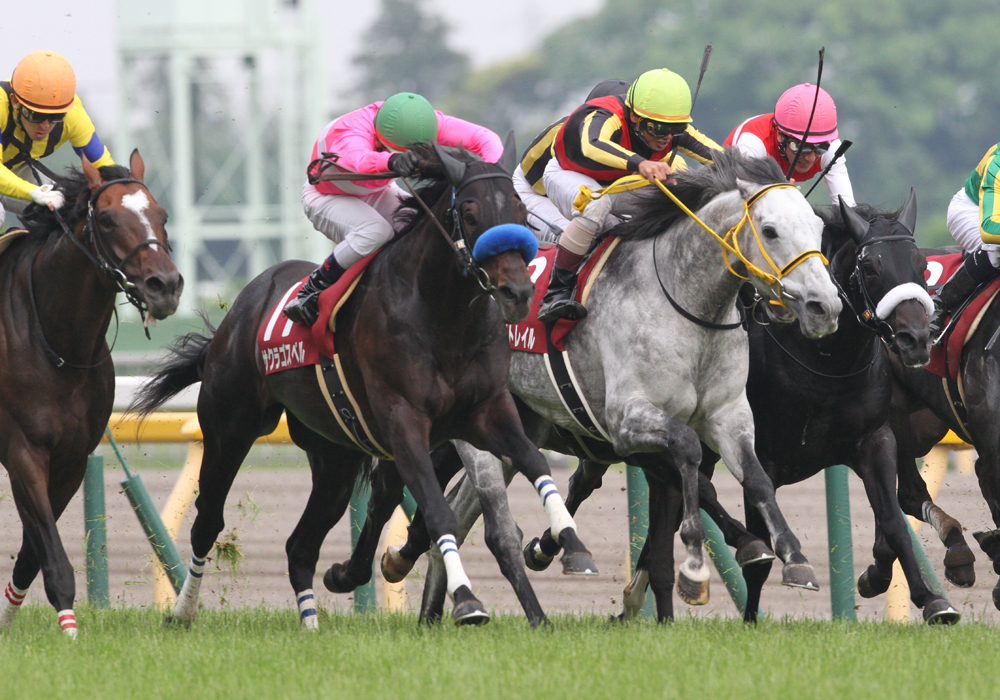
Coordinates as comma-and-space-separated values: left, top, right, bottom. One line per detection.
392, 144, 489, 240
613, 148, 788, 242
18, 164, 134, 244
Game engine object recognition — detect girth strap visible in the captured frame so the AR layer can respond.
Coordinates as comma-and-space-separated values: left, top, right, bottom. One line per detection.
315, 355, 393, 460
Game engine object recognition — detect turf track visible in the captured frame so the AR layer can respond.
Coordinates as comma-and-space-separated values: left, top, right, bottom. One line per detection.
1, 606, 998, 699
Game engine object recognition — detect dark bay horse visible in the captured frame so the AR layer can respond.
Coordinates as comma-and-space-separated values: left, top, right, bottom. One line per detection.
132, 144, 596, 628
0, 152, 182, 637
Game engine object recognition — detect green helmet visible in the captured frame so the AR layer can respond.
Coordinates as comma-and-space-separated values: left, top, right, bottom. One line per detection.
374, 93, 438, 152
625, 69, 693, 124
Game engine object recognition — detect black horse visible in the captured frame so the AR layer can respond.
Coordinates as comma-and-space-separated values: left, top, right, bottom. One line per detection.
0, 152, 182, 637
131, 143, 595, 629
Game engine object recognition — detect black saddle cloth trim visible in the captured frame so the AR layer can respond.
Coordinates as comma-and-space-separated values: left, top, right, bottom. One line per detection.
318, 353, 390, 459
944, 374, 974, 444
545, 324, 606, 441
551, 424, 619, 464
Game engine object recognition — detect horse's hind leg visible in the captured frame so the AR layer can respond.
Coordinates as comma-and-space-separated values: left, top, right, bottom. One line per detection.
525, 459, 609, 572
1, 452, 86, 637
705, 403, 816, 590
285, 443, 365, 630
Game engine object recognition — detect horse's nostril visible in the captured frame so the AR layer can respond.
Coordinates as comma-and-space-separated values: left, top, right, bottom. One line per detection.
805, 300, 827, 317
145, 276, 165, 294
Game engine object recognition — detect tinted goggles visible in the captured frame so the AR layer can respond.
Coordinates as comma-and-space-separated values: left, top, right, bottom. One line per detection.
19, 106, 66, 124
783, 135, 830, 156
640, 118, 688, 138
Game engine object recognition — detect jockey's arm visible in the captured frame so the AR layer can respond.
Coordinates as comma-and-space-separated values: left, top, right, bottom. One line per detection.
434, 112, 503, 163
821, 139, 855, 207
673, 125, 723, 165
0, 161, 35, 200
577, 107, 645, 172
322, 126, 393, 176
64, 96, 114, 168
979, 157, 1000, 244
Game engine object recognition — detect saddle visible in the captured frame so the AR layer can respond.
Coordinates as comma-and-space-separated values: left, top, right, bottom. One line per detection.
0, 227, 30, 257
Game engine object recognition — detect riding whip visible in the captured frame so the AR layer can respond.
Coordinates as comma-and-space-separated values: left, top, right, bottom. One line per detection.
803, 139, 853, 199
667, 44, 713, 167
785, 46, 825, 180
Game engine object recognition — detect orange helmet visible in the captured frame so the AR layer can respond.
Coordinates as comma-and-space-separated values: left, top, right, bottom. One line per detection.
11, 50, 76, 113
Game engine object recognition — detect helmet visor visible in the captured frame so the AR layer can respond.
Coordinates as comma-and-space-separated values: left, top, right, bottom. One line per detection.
19, 105, 66, 124
640, 118, 688, 138
783, 134, 830, 156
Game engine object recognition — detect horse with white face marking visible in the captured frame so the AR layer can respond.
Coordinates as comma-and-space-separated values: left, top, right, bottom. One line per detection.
370, 150, 843, 618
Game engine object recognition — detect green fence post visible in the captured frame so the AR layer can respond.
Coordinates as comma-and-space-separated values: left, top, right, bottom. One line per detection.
84, 455, 109, 608
400, 487, 418, 522
626, 466, 656, 619
700, 509, 767, 619
106, 430, 187, 593
350, 480, 376, 612
904, 515, 950, 600
825, 465, 857, 621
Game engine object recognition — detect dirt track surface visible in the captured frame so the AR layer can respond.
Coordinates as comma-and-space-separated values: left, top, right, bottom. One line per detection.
2, 458, 997, 623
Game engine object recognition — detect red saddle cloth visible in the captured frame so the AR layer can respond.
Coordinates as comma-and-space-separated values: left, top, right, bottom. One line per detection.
257, 252, 380, 375
508, 237, 618, 354
925, 253, 1000, 380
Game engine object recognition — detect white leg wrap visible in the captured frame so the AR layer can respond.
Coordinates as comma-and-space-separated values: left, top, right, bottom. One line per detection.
437, 535, 472, 597
679, 558, 711, 583
0, 581, 27, 631
173, 555, 206, 622
533, 475, 576, 541
58, 609, 77, 639
296, 589, 319, 630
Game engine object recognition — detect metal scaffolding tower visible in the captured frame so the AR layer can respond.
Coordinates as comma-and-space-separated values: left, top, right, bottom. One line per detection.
115, 0, 327, 314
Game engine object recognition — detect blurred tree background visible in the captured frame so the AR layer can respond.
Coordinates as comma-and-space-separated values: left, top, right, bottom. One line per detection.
354, 0, 1000, 245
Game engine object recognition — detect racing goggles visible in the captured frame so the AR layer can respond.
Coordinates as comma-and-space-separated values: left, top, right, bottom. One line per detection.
782, 134, 830, 156
19, 106, 66, 124
640, 118, 688, 138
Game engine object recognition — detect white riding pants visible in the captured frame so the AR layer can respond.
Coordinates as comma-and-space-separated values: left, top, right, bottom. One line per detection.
947, 187, 1000, 267
301, 181, 408, 268
513, 164, 568, 243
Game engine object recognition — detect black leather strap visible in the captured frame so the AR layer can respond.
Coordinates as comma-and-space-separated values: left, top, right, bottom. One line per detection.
318, 353, 391, 459
545, 324, 606, 440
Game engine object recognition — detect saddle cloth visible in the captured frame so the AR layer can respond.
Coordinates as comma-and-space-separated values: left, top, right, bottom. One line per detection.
508, 236, 620, 353
257, 251, 380, 375
925, 253, 1000, 381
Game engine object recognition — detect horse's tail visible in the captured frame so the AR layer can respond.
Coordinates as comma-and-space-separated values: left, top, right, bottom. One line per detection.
128, 314, 216, 419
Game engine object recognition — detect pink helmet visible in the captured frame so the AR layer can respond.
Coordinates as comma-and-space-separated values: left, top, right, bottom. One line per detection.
774, 83, 838, 143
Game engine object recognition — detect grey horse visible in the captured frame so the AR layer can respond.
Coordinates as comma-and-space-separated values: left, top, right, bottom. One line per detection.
376, 151, 843, 619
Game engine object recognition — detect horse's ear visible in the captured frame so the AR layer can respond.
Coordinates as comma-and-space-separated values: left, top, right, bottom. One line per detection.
433, 143, 467, 186
898, 187, 917, 236
838, 197, 870, 245
497, 131, 517, 176
81, 155, 104, 192
129, 149, 145, 183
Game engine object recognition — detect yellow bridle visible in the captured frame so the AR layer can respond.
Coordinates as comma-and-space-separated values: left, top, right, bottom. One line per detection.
572, 175, 829, 305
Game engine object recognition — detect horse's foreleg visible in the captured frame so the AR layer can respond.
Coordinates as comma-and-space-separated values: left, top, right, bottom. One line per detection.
468, 395, 597, 576
3, 445, 80, 638
389, 415, 489, 625
706, 403, 816, 591
528, 459, 610, 572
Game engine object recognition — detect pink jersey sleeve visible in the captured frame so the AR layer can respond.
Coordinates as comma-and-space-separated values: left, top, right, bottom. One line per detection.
434, 112, 504, 163
311, 102, 395, 196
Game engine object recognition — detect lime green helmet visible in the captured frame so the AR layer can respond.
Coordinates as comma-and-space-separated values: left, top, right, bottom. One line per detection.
625, 69, 693, 124
374, 93, 438, 152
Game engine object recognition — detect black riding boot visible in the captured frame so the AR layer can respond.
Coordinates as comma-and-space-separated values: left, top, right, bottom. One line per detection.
283, 256, 348, 326
537, 264, 587, 324
929, 251, 997, 344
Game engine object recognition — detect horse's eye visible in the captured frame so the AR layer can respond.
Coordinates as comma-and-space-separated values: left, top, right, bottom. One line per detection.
762, 226, 778, 240
99, 214, 115, 230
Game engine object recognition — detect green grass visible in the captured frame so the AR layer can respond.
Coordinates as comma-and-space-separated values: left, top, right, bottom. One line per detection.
2, 607, 998, 699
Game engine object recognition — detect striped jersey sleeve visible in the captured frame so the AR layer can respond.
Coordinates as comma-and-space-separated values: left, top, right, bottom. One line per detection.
520, 119, 564, 195
63, 96, 114, 167
975, 144, 1000, 242
671, 125, 722, 165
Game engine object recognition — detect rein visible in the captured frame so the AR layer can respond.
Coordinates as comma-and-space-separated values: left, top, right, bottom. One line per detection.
30, 176, 167, 368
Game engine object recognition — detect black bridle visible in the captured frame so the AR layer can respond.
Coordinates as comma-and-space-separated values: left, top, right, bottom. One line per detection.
32, 177, 171, 368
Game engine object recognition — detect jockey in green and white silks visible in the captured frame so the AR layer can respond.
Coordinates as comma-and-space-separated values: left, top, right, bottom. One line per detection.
929, 142, 1000, 342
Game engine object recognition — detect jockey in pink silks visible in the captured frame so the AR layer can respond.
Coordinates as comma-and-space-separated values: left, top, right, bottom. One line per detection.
284, 92, 504, 325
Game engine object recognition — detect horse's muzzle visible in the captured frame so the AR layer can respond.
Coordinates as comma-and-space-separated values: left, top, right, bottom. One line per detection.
142, 271, 184, 319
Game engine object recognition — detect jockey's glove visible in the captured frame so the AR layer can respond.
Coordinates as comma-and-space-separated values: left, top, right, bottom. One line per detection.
389, 150, 420, 178
30, 184, 65, 211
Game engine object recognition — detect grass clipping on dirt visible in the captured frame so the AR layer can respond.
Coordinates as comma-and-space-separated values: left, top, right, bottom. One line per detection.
1, 606, 999, 699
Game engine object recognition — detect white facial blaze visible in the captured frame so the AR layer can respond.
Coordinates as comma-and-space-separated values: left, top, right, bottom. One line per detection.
120, 190, 159, 251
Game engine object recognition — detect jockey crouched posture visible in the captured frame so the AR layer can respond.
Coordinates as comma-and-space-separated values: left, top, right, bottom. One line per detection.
1, 50, 114, 228
283, 93, 503, 325
726, 83, 856, 208
928, 143, 1000, 341
536, 68, 722, 324
514, 78, 630, 242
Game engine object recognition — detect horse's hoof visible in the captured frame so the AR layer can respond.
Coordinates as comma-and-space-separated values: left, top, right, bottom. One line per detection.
782, 562, 819, 591
857, 565, 892, 599
164, 615, 192, 628
381, 545, 415, 584
523, 538, 554, 572
942, 543, 976, 588
452, 586, 490, 626
973, 530, 1000, 561
677, 571, 710, 606
561, 550, 598, 576
323, 563, 357, 593
945, 563, 976, 588
922, 598, 960, 625
735, 540, 776, 567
